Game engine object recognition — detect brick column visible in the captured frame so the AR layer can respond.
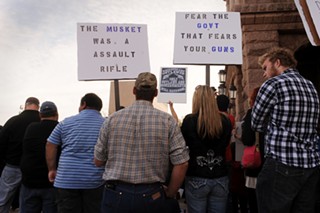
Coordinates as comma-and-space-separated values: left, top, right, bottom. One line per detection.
225, 0, 308, 119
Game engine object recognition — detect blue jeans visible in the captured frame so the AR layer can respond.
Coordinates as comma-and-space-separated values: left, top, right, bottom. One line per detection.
101, 182, 180, 213
185, 176, 229, 213
0, 165, 22, 213
256, 158, 319, 213
19, 184, 57, 213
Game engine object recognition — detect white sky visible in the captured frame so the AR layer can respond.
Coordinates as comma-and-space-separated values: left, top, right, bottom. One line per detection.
0, 0, 226, 124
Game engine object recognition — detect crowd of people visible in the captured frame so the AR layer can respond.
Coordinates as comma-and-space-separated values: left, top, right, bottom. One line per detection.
0, 47, 319, 213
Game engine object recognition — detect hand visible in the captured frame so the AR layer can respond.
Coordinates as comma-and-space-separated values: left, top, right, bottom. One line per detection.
162, 185, 176, 198
48, 170, 57, 183
232, 128, 236, 135
168, 101, 173, 108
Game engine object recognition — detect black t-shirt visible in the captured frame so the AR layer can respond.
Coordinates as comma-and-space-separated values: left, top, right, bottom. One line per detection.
181, 114, 232, 179
0, 110, 40, 166
20, 119, 59, 188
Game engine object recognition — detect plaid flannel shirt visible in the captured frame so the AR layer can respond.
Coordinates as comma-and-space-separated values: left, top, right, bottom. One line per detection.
252, 68, 320, 168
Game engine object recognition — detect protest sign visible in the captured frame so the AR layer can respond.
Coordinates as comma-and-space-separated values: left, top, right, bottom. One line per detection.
173, 12, 243, 65
77, 23, 150, 80
308, 1, 320, 35
158, 67, 187, 103
295, 0, 320, 46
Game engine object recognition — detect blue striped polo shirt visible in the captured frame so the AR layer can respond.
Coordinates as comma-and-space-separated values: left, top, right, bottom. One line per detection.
48, 109, 105, 189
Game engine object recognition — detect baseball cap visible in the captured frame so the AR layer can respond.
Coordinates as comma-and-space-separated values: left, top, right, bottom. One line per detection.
135, 72, 157, 90
40, 101, 57, 116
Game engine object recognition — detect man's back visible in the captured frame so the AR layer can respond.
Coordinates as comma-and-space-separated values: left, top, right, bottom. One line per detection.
0, 110, 40, 166
252, 47, 320, 213
21, 120, 58, 188
48, 109, 105, 189
253, 69, 319, 167
252, 69, 320, 168
94, 72, 189, 213
0, 97, 40, 212
98, 100, 186, 184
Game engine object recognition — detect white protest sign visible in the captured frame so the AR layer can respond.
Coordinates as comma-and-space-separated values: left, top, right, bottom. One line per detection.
295, 0, 320, 46
158, 67, 187, 103
77, 23, 150, 80
173, 12, 243, 65
307, 0, 320, 40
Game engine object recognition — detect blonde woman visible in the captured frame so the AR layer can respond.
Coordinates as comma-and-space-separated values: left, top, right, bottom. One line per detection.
181, 85, 232, 213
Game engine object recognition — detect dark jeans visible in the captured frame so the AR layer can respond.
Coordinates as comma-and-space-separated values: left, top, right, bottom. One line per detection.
55, 185, 103, 213
256, 158, 319, 213
19, 184, 56, 213
101, 181, 180, 213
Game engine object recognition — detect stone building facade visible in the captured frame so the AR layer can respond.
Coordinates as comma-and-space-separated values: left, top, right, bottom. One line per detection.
224, 0, 320, 120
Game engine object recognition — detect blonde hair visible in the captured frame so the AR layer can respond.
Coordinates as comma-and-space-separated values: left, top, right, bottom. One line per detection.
192, 85, 223, 139
258, 47, 297, 68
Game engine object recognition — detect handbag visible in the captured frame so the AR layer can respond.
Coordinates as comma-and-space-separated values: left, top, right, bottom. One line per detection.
241, 132, 261, 169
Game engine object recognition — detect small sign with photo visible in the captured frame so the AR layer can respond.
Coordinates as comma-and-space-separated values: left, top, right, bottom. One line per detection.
157, 67, 187, 103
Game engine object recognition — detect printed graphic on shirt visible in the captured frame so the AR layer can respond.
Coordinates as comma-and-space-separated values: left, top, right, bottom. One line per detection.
196, 149, 223, 170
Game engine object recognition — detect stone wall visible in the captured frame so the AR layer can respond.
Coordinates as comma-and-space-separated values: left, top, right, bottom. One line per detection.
225, 0, 309, 120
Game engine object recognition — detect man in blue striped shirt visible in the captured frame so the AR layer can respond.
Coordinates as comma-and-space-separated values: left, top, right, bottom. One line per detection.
46, 93, 105, 213
252, 47, 320, 213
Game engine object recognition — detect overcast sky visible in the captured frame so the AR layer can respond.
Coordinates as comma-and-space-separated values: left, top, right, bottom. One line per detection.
0, 0, 226, 124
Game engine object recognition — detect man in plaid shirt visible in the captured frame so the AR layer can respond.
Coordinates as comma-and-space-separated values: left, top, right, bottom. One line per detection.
252, 47, 320, 213
94, 72, 189, 213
